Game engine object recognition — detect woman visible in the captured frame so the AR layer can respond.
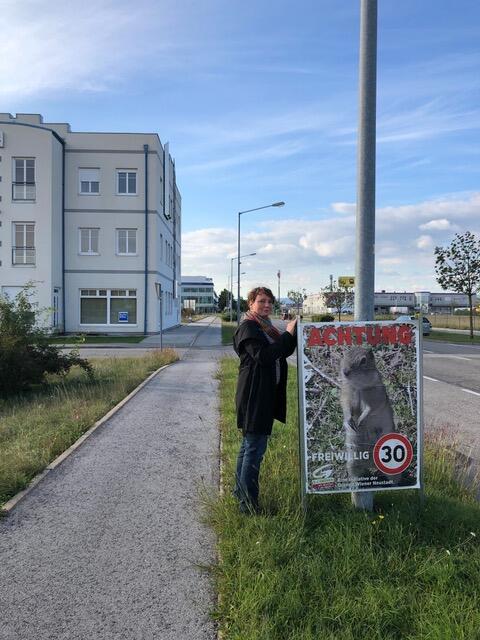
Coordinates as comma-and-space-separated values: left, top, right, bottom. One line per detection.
233, 286, 297, 513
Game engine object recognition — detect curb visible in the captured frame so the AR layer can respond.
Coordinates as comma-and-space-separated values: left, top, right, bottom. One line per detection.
1, 362, 175, 515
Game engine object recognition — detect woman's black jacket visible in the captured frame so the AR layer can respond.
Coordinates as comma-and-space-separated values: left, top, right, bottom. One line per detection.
233, 320, 297, 435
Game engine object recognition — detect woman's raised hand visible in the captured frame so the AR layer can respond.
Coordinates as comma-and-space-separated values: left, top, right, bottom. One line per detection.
286, 317, 298, 335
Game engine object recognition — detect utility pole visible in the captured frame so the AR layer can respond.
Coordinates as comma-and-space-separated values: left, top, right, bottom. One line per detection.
352, 0, 377, 511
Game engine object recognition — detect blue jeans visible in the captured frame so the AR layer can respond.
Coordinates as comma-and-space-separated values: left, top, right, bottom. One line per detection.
234, 433, 269, 512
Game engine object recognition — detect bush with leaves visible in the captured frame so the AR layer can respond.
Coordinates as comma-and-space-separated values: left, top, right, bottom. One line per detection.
0, 288, 93, 395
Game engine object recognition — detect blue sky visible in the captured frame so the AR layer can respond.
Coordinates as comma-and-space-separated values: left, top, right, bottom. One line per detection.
2, 0, 480, 296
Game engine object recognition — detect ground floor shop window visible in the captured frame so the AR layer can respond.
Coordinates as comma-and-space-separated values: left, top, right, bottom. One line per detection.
80, 289, 137, 325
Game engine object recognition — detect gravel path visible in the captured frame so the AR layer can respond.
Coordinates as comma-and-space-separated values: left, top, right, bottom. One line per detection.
0, 321, 222, 640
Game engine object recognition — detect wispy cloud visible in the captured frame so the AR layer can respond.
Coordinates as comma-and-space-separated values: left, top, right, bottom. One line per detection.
0, 0, 188, 99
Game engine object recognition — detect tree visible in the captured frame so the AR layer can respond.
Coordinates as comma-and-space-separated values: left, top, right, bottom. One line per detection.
323, 283, 354, 321
434, 231, 480, 339
0, 287, 92, 395
217, 288, 231, 312
287, 289, 307, 316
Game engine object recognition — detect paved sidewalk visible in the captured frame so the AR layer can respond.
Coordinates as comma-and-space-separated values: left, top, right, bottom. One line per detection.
0, 320, 222, 639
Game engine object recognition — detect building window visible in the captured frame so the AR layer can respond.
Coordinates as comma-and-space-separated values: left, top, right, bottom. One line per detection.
116, 229, 137, 255
79, 168, 100, 194
13, 158, 35, 200
12, 222, 35, 265
80, 289, 137, 325
79, 228, 99, 255
117, 170, 137, 195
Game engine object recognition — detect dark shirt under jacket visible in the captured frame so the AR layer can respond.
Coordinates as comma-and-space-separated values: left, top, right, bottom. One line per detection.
233, 320, 297, 435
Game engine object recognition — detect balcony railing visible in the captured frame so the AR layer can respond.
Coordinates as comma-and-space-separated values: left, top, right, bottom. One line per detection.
12, 246, 35, 265
12, 182, 36, 201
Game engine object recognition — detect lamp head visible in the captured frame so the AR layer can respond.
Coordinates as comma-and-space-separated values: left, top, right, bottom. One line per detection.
272, 201, 285, 207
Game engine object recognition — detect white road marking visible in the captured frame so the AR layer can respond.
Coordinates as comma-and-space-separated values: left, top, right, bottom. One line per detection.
423, 376, 439, 382
424, 349, 434, 354
461, 388, 480, 397
450, 355, 471, 361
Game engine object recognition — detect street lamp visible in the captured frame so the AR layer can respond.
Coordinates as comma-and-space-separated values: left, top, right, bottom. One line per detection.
237, 201, 285, 325
230, 252, 256, 321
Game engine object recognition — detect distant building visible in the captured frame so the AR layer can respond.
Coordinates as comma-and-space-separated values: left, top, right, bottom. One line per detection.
0, 113, 181, 334
303, 290, 478, 315
181, 276, 217, 313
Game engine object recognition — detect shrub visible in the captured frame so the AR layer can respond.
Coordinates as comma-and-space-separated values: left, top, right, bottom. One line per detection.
222, 311, 237, 322
0, 287, 93, 396
311, 313, 335, 322
181, 307, 194, 319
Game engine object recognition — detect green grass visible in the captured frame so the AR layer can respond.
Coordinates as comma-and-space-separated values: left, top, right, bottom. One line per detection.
0, 349, 178, 506
222, 320, 236, 345
426, 330, 480, 344
48, 335, 146, 344
209, 357, 480, 640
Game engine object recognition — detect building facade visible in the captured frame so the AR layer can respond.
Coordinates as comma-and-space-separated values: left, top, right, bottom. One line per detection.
0, 113, 181, 333
181, 276, 217, 314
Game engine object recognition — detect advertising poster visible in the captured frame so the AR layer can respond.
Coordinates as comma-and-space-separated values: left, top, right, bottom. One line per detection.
298, 321, 422, 494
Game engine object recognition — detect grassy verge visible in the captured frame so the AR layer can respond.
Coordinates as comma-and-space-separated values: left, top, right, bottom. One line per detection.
0, 349, 178, 506
48, 335, 145, 344
426, 330, 480, 344
210, 357, 480, 640
221, 320, 236, 345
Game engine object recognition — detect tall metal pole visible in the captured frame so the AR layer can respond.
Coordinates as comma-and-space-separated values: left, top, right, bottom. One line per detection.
237, 213, 241, 326
352, 0, 377, 511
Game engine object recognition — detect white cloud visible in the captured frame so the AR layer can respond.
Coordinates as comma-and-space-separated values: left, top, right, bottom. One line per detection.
182, 192, 480, 295
332, 202, 356, 215
419, 218, 455, 231
0, 0, 183, 99
416, 235, 434, 250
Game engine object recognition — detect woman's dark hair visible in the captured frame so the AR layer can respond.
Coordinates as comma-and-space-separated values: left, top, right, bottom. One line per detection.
247, 287, 276, 306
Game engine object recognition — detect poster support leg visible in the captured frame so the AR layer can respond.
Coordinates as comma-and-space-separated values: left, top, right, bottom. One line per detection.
417, 317, 425, 508
297, 325, 307, 516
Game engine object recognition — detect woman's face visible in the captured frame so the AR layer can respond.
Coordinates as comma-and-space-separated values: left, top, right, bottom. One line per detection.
249, 293, 273, 318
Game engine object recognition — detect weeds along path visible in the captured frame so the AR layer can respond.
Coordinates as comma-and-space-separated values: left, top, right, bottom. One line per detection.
0, 344, 222, 640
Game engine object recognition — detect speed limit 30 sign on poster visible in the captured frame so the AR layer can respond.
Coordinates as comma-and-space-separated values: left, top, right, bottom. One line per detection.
297, 321, 422, 494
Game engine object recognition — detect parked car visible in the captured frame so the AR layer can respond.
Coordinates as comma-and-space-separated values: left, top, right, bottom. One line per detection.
395, 314, 432, 336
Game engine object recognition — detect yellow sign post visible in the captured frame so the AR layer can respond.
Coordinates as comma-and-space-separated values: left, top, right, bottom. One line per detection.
338, 276, 355, 288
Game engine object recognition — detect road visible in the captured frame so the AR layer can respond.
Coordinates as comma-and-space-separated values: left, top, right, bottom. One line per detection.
423, 338, 480, 465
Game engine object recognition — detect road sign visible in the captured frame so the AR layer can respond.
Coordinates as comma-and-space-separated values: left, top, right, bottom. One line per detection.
338, 276, 355, 288
373, 433, 414, 475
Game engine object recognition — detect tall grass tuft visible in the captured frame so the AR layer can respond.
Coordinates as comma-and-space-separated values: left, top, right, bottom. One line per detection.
209, 357, 480, 640
0, 349, 177, 505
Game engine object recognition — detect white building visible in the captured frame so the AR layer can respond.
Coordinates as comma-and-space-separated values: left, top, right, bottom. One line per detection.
0, 113, 181, 333
181, 276, 217, 314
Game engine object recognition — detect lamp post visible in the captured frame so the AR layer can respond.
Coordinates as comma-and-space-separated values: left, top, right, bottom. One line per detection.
230, 252, 256, 321
237, 202, 285, 325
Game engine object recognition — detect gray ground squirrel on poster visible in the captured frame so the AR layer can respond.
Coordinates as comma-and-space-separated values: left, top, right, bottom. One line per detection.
340, 346, 396, 479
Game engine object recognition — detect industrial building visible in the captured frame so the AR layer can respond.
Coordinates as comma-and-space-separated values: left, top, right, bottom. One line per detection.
303, 290, 478, 316
181, 276, 217, 314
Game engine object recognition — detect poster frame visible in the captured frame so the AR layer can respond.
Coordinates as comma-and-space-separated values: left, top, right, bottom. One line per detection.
297, 319, 424, 496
